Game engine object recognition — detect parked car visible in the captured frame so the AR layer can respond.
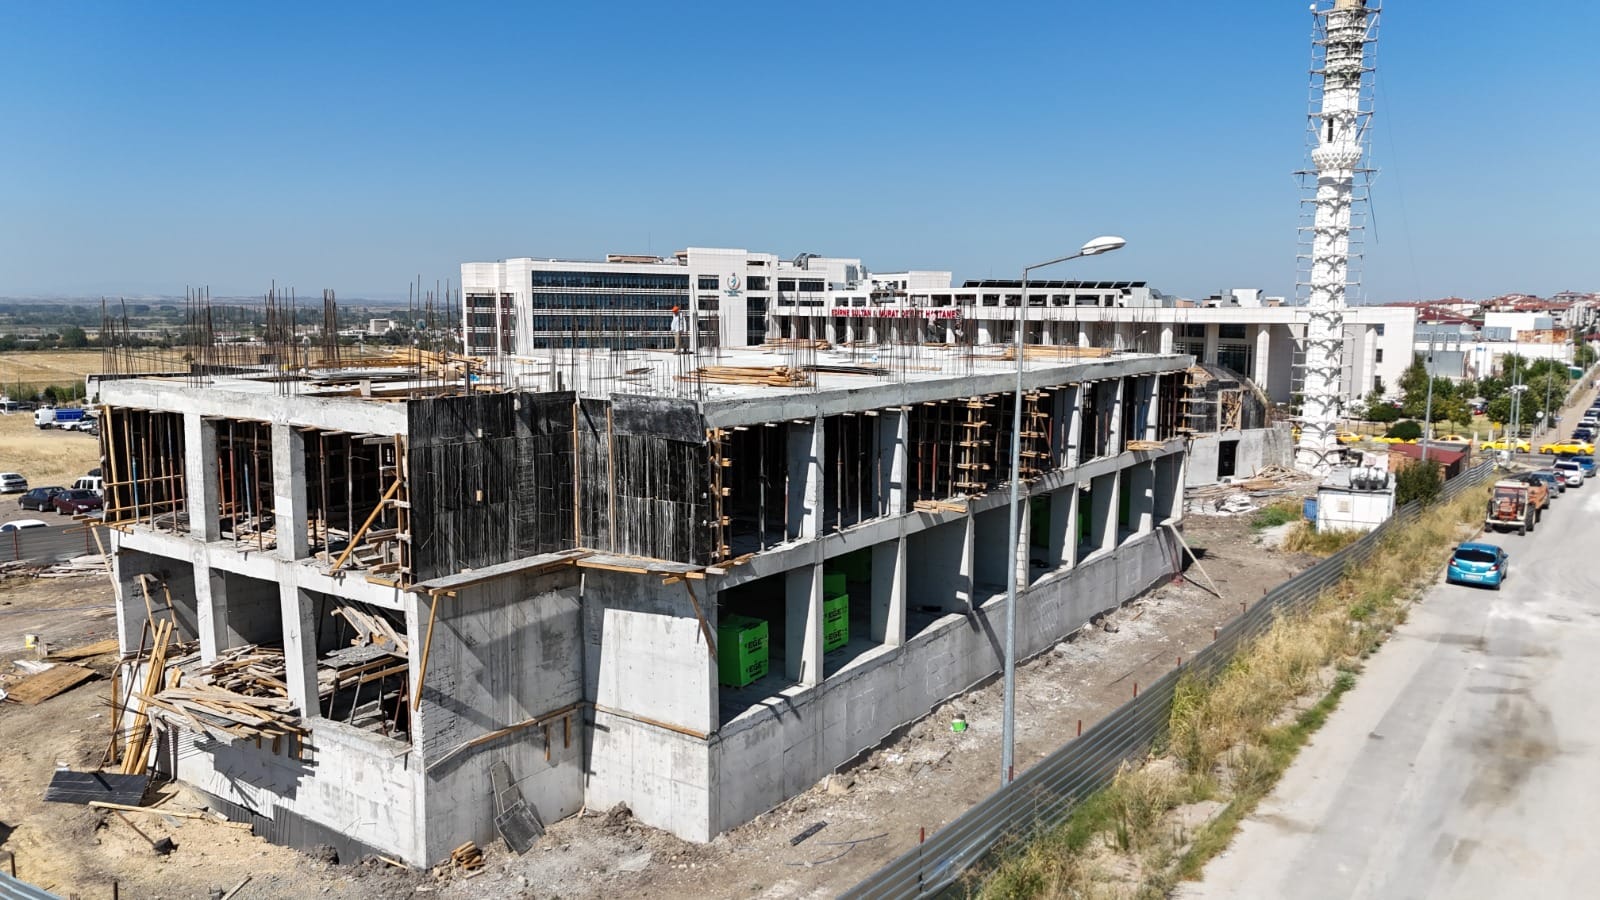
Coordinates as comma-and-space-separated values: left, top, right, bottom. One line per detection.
0, 519, 49, 533
0, 473, 28, 494
1336, 431, 1361, 444
50, 489, 103, 515
1562, 454, 1597, 478
72, 475, 105, 497
1539, 441, 1590, 455
1447, 542, 1509, 590
1484, 438, 1532, 453
17, 486, 66, 510
1528, 470, 1566, 495
1553, 459, 1585, 487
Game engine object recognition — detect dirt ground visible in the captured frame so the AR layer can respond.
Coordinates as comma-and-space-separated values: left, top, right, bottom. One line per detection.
0, 512, 1313, 899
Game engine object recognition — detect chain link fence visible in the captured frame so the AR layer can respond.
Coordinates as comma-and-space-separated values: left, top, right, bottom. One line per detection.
843, 460, 1496, 899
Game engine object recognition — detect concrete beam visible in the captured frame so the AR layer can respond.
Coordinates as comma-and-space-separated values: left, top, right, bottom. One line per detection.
96, 380, 409, 436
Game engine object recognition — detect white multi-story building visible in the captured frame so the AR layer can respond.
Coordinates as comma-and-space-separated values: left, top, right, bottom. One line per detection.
772, 284, 1416, 405
460, 248, 866, 355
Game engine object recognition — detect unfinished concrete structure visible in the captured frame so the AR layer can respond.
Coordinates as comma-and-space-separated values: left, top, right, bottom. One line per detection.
98, 341, 1191, 865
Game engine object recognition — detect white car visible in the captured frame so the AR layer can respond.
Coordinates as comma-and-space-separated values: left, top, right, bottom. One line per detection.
1553, 459, 1584, 486
0, 473, 27, 494
0, 519, 48, 532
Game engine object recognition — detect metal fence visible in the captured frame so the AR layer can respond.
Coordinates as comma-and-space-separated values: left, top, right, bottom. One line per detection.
843, 460, 1496, 899
0, 523, 100, 565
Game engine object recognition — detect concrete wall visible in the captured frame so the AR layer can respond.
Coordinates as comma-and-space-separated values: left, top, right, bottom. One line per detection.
1186, 425, 1295, 486
169, 718, 423, 863
707, 529, 1176, 835
417, 570, 585, 862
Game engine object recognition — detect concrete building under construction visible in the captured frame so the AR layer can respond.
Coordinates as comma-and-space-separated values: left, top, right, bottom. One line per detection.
95, 334, 1192, 865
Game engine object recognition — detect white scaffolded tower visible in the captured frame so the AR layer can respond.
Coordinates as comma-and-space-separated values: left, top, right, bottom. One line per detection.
1294, 0, 1380, 473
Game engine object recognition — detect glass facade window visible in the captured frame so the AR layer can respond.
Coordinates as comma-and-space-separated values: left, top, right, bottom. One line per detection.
746, 276, 770, 291
1183, 324, 1207, 338
530, 271, 690, 290
778, 279, 796, 292
697, 276, 720, 290
1216, 345, 1253, 376
1219, 324, 1249, 340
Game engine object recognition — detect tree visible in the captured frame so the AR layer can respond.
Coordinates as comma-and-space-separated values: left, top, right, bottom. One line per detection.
1367, 403, 1401, 424
1576, 342, 1597, 370
1386, 420, 1423, 440
1396, 459, 1444, 507
58, 325, 88, 349
1486, 396, 1513, 426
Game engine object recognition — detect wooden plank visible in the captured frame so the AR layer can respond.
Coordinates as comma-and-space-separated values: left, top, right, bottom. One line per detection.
6, 664, 97, 705
45, 638, 120, 661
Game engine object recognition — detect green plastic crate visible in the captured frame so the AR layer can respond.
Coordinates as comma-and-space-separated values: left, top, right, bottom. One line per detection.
824, 593, 849, 652
717, 615, 769, 687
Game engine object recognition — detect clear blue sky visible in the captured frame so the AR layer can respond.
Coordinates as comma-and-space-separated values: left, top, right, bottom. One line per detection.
2, 1, 1595, 302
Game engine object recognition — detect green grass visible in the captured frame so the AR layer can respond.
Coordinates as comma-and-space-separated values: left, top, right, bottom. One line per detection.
1250, 500, 1302, 531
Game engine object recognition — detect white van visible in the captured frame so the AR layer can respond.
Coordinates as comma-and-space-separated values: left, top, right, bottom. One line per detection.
72, 476, 104, 498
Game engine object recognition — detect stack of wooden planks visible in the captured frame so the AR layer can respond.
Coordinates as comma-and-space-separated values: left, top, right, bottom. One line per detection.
1126, 439, 1166, 451
764, 337, 831, 351
140, 645, 307, 745
1000, 345, 1114, 361
680, 366, 812, 387
332, 604, 409, 655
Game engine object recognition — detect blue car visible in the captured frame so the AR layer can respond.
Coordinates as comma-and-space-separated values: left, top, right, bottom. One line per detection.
1447, 542, 1508, 590
1568, 455, 1596, 477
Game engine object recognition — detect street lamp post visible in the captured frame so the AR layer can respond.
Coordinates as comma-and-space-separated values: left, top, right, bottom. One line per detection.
1002, 235, 1126, 788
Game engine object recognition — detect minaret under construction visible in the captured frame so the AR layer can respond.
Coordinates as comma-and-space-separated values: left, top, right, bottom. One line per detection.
1295, 0, 1379, 474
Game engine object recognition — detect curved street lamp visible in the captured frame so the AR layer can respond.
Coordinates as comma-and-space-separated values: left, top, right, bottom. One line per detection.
1002, 236, 1127, 787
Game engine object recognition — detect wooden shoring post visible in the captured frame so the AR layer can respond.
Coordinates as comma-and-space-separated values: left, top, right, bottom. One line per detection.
136, 573, 158, 630
318, 430, 330, 556
682, 580, 717, 659
121, 407, 136, 521
329, 477, 402, 573
411, 589, 450, 711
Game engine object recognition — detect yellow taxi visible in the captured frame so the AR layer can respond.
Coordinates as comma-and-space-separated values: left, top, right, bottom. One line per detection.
1439, 434, 1470, 443
1483, 438, 1532, 453
1540, 441, 1594, 455
1336, 431, 1362, 444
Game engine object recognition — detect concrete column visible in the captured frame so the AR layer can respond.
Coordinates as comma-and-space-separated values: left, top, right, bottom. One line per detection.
870, 536, 906, 646
184, 415, 220, 542
786, 418, 823, 540
1254, 324, 1272, 388
1040, 321, 1054, 346
1145, 375, 1160, 441
785, 563, 824, 686
271, 424, 309, 560
193, 559, 229, 661
1066, 384, 1084, 469
876, 410, 907, 518
977, 321, 993, 345
1108, 378, 1126, 454
1014, 498, 1032, 588
1078, 323, 1091, 349
1091, 472, 1118, 555
1203, 323, 1220, 366
1048, 487, 1073, 569
959, 513, 976, 608
111, 549, 151, 652
278, 582, 319, 716
1130, 462, 1156, 535
1160, 323, 1175, 355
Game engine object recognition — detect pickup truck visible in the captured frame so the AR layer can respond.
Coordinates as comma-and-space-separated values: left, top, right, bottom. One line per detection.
1514, 474, 1550, 511
1486, 480, 1539, 536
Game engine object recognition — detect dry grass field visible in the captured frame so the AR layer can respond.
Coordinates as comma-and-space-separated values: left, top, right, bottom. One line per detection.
0, 411, 100, 484
0, 349, 116, 390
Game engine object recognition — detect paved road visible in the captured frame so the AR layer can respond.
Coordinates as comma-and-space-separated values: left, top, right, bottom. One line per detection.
1181, 475, 1600, 900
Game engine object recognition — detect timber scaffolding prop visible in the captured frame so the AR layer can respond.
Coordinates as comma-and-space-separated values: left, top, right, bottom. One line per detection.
99, 407, 189, 533
317, 433, 413, 587
679, 365, 812, 388
216, 418, 276, 550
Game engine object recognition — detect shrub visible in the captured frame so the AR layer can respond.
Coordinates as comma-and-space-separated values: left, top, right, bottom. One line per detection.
1250, 500, 1302, 530
1366, 404, 1401, 424
1395, 459, 1443, 507
1385, 419, 1422, 440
